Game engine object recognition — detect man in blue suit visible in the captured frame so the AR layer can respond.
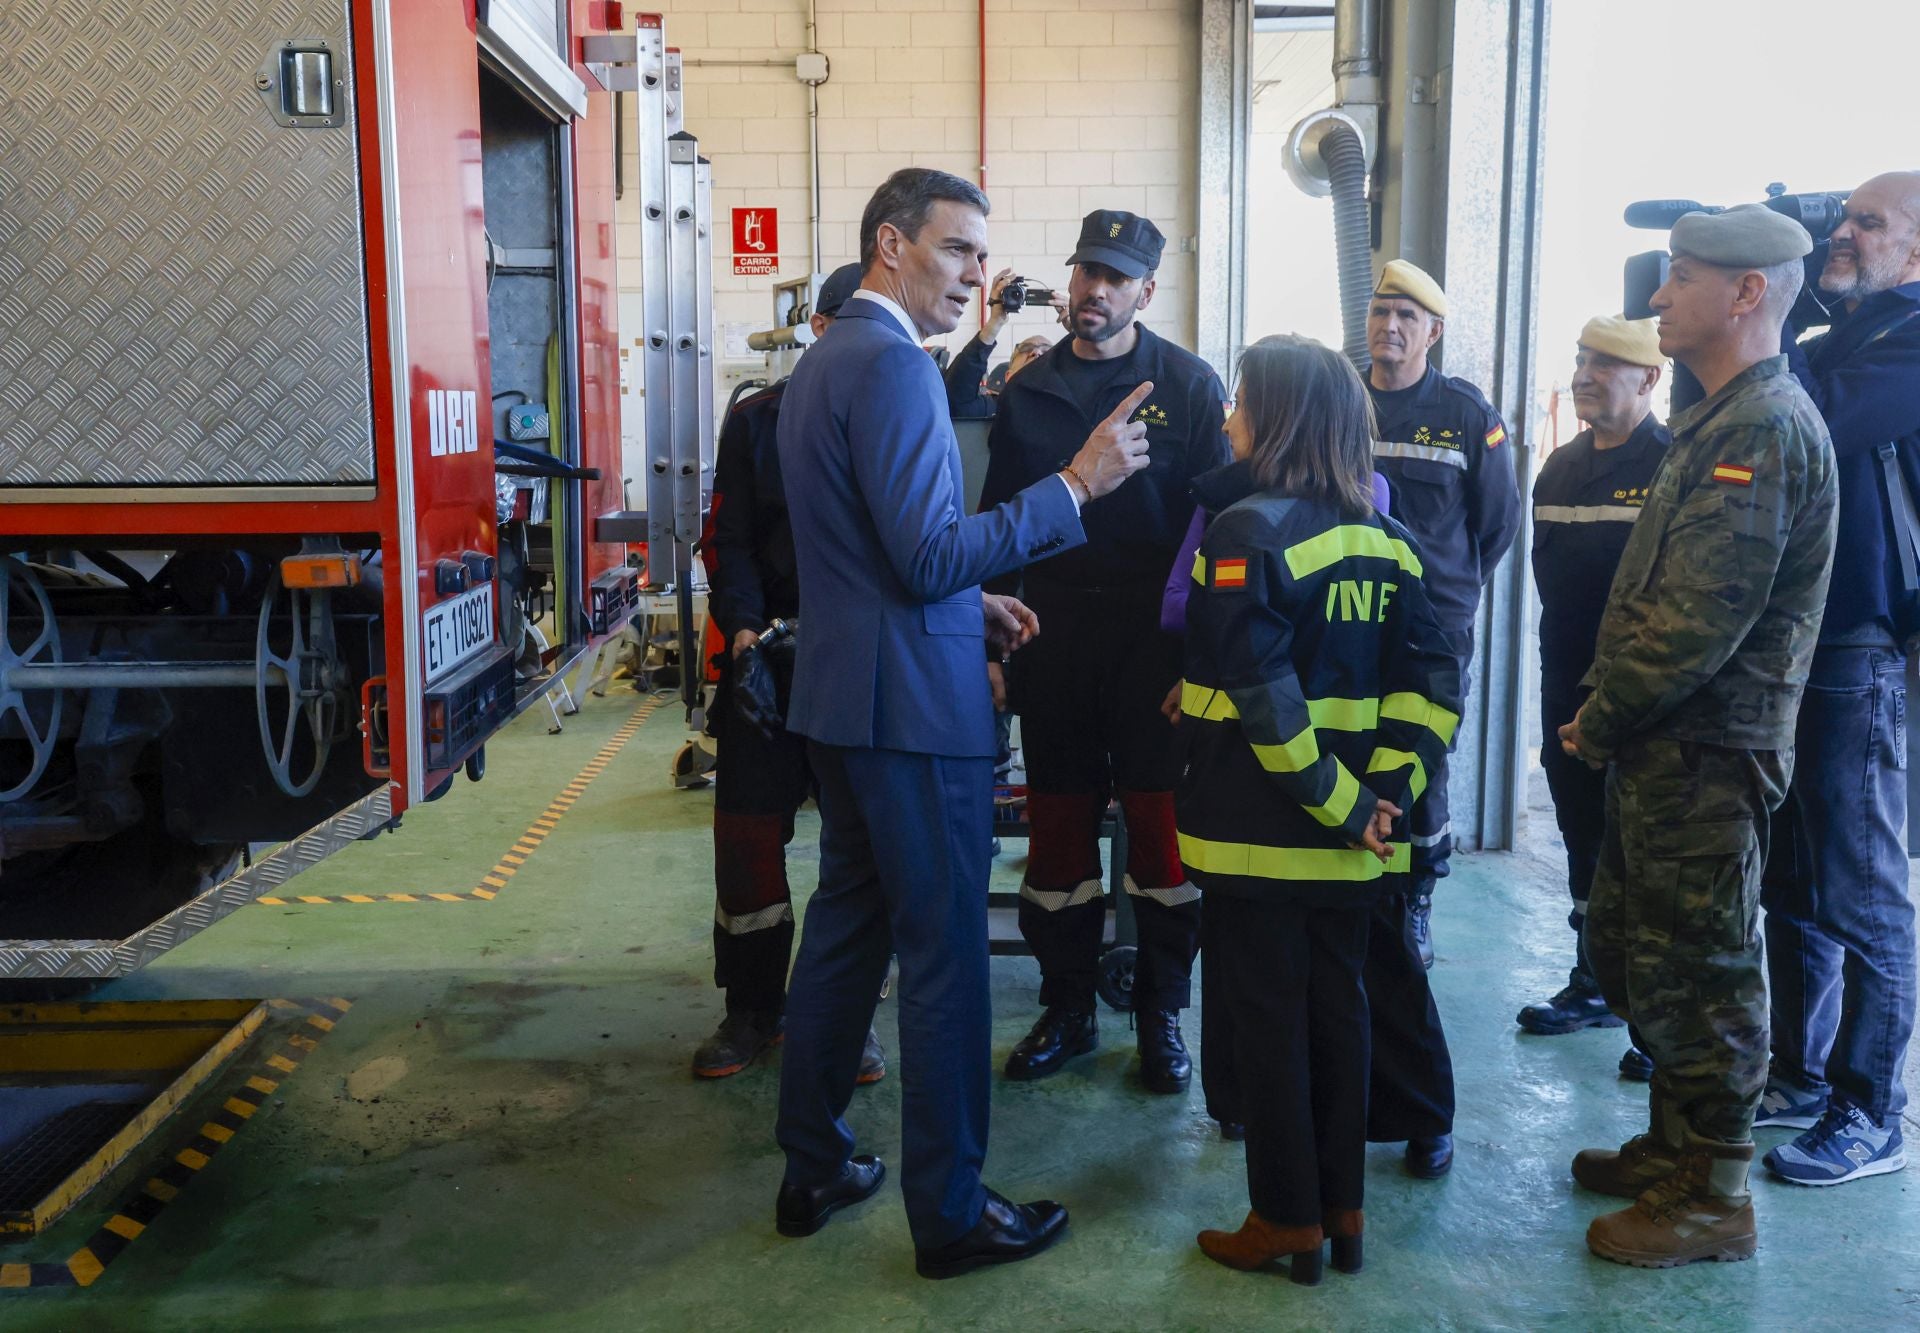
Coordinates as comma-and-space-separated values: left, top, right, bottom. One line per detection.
772, 167, 1154, 1278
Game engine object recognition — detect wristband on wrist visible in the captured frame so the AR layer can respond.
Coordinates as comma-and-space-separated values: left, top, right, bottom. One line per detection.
1061, 465, 1091, 505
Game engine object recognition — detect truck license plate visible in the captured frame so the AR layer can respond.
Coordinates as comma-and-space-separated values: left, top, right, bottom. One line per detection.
423, 582, 495, 685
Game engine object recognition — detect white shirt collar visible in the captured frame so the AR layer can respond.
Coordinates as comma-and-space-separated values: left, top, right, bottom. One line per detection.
847, 290, 921, 343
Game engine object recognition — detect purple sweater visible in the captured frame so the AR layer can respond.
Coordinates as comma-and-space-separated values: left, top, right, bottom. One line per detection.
1161, 471, 1393, 633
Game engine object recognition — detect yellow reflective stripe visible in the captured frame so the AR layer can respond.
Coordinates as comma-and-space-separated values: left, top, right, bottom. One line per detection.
1178, 832, 1412, 882
1180, 689, 1384, 732
1302, 761, 1361, 829
1309, 697, 1378, 731
1283, 525, 1423, 580
1191, 551, 1206, 585
1367, 747, 1428, 802
1180, 680, 1238, 722
1249, 726, 1320, 774
1380, 691, 1459, 745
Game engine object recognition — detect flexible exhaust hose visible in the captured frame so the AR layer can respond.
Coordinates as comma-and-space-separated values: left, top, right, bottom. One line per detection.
1319, 122, 1373, 373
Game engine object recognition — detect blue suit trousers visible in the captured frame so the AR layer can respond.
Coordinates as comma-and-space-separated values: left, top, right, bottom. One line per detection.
775, 741, 994, 1248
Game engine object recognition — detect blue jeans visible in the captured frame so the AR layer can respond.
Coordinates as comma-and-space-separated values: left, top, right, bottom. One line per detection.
1761, 644, 1917, 1120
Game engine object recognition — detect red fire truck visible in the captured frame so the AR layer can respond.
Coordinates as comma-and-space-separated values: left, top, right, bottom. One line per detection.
0, 2, 651, 984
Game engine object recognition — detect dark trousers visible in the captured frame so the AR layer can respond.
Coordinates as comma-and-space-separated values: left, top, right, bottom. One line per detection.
1762, 645, 1917, 1120
1205, 893, 1371, 1226
1408, 627, 1474, 884
1364, 891, 1456, 1141
1541, 675, 1607, 983
775, 741, 993, 1249
710, 673, 812, 1014
1012, 582, 1196, 1013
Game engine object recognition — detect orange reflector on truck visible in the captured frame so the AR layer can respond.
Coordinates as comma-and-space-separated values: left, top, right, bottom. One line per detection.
281, 553, 362, 588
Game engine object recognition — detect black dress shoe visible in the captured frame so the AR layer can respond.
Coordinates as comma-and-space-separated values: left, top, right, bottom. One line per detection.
914, 1189, 1069, 1279
1618, 1044, 1655, 1082
775, 1155, 886, 1237
1409, 890, 1435, 971
1004, 1006, 1097, 1081
1217, 1120, 1247, 1142
1405, 1134, 1453, 1179
1136, 1009, 1192, 1094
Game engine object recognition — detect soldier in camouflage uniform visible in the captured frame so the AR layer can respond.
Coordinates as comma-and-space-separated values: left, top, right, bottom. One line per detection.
1556, 206, 1839, 1268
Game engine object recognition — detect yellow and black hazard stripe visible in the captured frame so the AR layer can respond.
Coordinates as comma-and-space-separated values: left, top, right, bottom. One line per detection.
0, 997, 349, 1292
256, 694, 665, 908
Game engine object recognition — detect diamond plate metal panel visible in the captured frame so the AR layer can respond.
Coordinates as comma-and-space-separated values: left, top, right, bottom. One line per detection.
0, 1, 376, 487
0, 787, 393, 978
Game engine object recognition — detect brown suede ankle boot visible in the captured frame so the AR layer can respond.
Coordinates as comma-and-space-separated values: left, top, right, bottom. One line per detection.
1586, 1136, 1757, 1269
1197, 1211, 1325, 1278
1572, 1088, 1686, 1198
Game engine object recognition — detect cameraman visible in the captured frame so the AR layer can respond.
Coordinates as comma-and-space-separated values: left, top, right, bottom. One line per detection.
1760, 171, 1920, 1186
945, 270, 1065, 418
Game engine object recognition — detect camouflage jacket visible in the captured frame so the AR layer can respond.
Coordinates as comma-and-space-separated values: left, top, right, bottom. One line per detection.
1578, 355, 1837, 757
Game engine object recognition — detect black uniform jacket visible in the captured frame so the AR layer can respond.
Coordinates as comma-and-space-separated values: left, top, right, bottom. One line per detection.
709, 380, 798, 640
979, 324, 1229, 596
1368, 366, 1522, 633
1531, 415, 1669, 693
1175, 475, 1462, 909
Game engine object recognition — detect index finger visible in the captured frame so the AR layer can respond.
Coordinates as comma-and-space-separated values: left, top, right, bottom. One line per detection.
1103, 380, 1156, 427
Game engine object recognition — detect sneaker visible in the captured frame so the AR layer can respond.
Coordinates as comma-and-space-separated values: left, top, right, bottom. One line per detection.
1752, 1075, 1828, 1130
856, 1028, 887, 1086
1764, 1102, 1907, 1187
692, 1009, 784, 1079
1516, 976, 1626, 1035
1618, 1044, 1654, 1082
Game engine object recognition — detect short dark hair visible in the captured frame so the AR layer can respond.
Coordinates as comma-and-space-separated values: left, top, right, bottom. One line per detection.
859, 168, 990, 270
1236, 334, 1378, 519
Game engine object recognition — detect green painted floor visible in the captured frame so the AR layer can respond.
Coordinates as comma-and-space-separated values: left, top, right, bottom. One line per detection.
8, 687, 1920, 1330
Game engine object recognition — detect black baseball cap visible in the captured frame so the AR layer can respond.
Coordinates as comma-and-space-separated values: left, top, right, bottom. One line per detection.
1066, 210, 1165, 280
815, 262, 864, 318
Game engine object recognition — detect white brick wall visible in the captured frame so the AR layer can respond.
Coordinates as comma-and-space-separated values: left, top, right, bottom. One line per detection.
616, 0, 1203, 377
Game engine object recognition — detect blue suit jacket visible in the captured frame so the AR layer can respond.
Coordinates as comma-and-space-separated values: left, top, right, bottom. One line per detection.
777, 297, 1086, 757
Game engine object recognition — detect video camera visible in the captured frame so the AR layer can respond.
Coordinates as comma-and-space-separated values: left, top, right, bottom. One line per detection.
1621, 182, 1849, 326
992, 276, 1059, 314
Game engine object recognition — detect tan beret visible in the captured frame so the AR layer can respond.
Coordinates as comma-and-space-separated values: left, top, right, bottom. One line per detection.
1578, 315, 1664, 368
1670, 204, 1813, 268
1373, 259, 1447, 319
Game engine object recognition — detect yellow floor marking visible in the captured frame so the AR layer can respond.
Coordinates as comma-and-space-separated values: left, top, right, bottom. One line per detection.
65, 1250, 104, 1287
246, 1076, 279, 1095
144, 1179, 179, 1203
103, 1215, 144, 1241
223, 1098, 257, 1119
306, 1014, 335, 1032
174, 1148, 209, 1170
200, 1124, 234, 1144
1, 1264, 31, 1288
266, 1055, 297, 1074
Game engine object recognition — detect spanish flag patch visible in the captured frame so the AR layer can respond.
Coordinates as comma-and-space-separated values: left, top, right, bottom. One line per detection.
1712, 463, 1755, 487
1214, 558, 1249, 588
1485, 424, 1506, 448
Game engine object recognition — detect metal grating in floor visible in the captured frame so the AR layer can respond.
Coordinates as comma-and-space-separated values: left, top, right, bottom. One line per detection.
0, 1103, 141, 1214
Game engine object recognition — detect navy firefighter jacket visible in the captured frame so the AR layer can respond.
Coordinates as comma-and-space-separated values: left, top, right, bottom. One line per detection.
1530, 414, 1669, 698
1175, 480, 1463, 909
1368, 367, 1522, 635
707, 380, 798, 640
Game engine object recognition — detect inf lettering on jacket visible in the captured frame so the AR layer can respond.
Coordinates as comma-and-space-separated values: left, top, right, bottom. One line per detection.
1324, 579, 1397, 623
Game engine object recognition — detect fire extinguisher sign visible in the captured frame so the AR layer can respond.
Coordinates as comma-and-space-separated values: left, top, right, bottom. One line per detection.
732, 207, 778, 275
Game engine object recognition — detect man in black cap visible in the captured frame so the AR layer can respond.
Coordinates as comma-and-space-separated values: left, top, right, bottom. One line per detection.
978, 210, 1229, 1092
692, 262, 887, 1083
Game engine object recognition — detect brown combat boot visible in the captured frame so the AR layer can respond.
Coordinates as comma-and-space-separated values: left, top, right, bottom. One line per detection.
1586, 1136, 1757, 1269
1571, 1088, 1685, 1198
1197, 1211, 1326, 1283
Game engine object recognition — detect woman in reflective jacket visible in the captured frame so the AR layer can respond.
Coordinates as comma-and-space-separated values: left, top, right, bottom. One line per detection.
1179, 336, 1461, 1282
